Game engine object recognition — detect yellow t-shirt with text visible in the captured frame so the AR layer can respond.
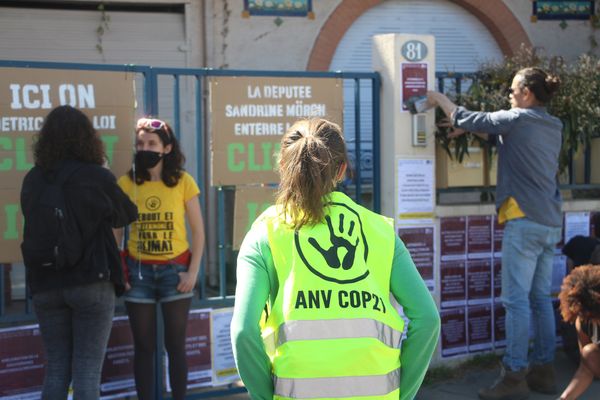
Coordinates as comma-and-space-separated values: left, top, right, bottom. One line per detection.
118, 172, 200, 261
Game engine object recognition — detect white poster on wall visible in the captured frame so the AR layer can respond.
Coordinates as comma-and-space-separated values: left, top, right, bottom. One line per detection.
397, 225, 435, 291
396, 157, 435, 222
211, 308, 240, 386
564, 212, 590, 244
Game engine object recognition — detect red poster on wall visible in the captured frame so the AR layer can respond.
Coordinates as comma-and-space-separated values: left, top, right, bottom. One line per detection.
467, 215, 492, 258
493, 217, 504, 257
440, 260, 466, 309
494, 302, 506, 347
441, 307, 467, 357
100, 316, 136, 399
165, 309, 212, 392
467, 259, 492, 305
468, 304, 493, 353
0, 324, 45, 399
493, 258, 502, 300
401, 63, 428, 111
440, 217, 467, 261
397, 226, 434, 289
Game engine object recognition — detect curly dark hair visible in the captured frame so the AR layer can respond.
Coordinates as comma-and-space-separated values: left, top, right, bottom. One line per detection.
33, 105, 105, 170
127, 117, 185, 187
559, 265, 600, 323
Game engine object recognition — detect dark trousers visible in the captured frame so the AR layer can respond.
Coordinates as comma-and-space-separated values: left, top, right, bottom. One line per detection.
33, 281, 115, 400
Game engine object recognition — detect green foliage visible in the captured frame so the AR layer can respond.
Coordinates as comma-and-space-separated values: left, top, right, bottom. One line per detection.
435, 46, 600, 173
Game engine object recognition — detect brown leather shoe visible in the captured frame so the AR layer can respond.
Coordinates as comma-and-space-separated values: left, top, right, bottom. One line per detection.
526, 362, 558, 394
478, 365, 530, 400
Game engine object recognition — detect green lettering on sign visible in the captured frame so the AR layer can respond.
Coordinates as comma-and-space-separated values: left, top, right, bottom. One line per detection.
245, 202, 271, 232
228, 143, 245, 172
3, 204, 19, 240
227, 142, 281, 173
100, 135, 119, 165
16, 137, 33, 170
0, 137, 34, 171
248, 143, 261, 171
0, 137, 13, 171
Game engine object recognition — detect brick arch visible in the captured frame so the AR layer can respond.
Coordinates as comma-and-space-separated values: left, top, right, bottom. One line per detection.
307, 0, 531, 71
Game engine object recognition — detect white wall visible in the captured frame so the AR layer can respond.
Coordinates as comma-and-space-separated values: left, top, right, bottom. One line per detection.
206, 0, 599, 70
503, 0, 599, 60
204, 0, 338, 69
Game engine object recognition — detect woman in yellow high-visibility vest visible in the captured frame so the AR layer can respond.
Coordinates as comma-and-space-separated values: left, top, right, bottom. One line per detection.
231, 118, 440, 400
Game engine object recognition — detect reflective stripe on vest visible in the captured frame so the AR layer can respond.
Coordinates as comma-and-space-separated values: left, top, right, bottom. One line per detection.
274, 368, 400, 399
276, 318, 403, 348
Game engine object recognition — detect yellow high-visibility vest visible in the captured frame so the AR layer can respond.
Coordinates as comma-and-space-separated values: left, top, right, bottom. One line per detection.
260, 191, 405, 400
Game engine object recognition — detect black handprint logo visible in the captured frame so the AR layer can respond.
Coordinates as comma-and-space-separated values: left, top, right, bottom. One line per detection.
308, 214, 358, 270
295, 203, 369, 284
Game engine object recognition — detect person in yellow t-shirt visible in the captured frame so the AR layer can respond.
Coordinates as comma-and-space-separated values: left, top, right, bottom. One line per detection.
114, 117, 205, 400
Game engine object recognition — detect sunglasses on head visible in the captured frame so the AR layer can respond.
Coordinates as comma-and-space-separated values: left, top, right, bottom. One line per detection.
137, 118, 169, 133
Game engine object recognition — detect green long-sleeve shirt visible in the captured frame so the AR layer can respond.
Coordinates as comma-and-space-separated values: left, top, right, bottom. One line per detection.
231, 221, 440, 400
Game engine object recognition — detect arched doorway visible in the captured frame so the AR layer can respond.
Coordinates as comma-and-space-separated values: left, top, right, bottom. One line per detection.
309, 0, 530, 71
314, 0, 528, 183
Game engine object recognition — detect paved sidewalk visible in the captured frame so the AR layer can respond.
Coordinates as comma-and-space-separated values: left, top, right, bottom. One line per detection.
220, 350, 600, 399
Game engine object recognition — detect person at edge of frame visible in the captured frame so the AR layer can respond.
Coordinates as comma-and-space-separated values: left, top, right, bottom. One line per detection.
560, 212, 600, 365
557, 265, 600, 400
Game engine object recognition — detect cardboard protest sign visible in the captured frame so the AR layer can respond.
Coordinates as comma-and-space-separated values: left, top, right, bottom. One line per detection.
0, 68, 136, 262
233, 186, 276, 250
209, 76, 343, 186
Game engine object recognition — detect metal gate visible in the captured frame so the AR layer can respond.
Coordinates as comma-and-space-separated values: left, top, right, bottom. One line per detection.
0, 59, 381, 399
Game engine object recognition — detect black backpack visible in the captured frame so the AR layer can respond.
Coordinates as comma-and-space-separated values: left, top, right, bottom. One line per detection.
21, 162, 85, 270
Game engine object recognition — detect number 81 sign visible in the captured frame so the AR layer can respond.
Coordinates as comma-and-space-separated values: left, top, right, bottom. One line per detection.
401, 40, 428, 62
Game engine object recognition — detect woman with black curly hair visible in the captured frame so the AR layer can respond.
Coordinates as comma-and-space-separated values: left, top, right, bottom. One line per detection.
21, 105, 137, 399
558, 265, 600, 400
114, 117, 205, 400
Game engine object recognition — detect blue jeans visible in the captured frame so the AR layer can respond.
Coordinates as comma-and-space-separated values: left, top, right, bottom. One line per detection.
33, 281, 115, 400
123, 257, 193, 304
500, 218, 562, 371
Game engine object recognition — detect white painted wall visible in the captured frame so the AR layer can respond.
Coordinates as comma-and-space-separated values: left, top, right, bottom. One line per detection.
208, 0, 598, 69
504, 0, 599, 60
204, 0, 339, 69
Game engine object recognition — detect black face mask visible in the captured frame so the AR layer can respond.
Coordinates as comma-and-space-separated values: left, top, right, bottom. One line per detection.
135, 150, 163, 170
